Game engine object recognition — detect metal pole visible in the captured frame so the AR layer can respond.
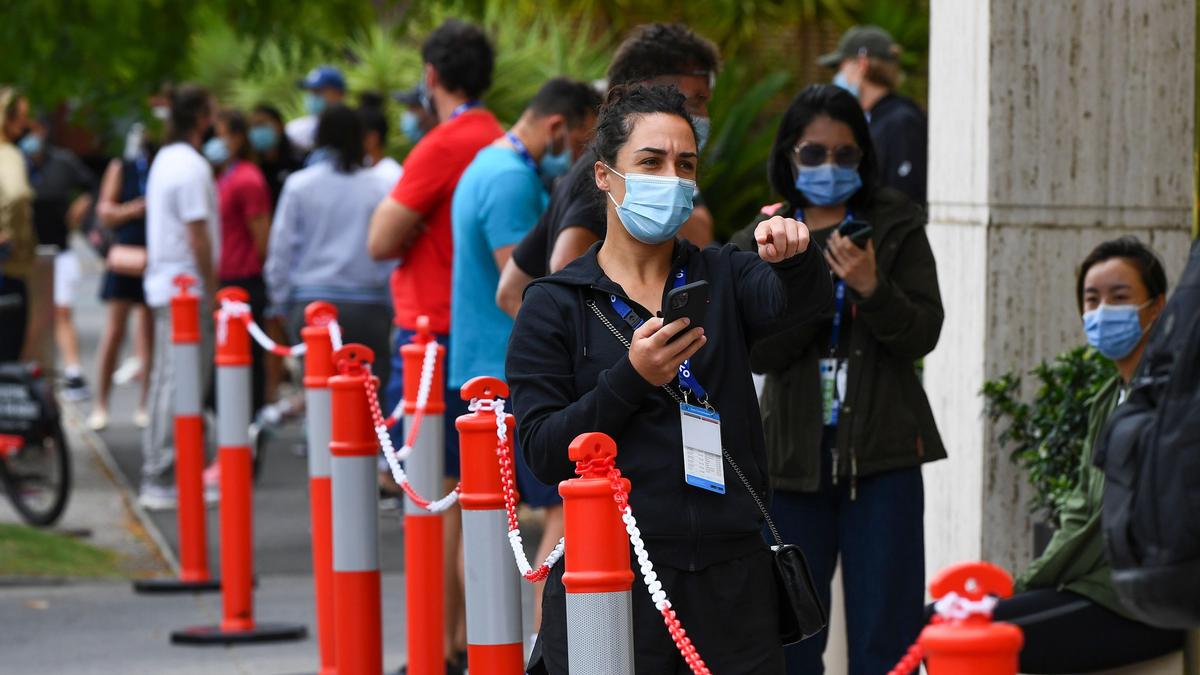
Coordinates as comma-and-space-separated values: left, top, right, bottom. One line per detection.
561, 433, 635, 675
456, 377, 524, 674
402, 316, 446, 675
329, 343, 384, 674
302, 301, 338, 674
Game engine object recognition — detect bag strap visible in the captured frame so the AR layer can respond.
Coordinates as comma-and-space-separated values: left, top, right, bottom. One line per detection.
586, 297, 784, 547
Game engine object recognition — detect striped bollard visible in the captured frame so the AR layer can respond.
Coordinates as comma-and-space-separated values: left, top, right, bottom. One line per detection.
561, 432, 635, 675
171, 287, 307, 644
402, 317, 445, 675
134, 274, 219, 594
456, 377, 523, 674
328, 344, 383, 674
302, 302, 339, 674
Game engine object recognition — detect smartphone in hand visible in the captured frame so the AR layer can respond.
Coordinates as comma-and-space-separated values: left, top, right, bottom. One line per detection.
838, 219, 873, 248
662, 280, 710, 340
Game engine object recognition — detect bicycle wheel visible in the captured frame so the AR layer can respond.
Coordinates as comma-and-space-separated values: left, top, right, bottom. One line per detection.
2, 423, 72, 527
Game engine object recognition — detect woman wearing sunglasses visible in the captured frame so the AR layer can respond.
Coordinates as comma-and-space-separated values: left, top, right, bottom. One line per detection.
732, 83, 946, 674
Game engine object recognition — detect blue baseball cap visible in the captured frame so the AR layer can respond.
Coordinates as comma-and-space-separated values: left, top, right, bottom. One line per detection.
298, 66, 346, 91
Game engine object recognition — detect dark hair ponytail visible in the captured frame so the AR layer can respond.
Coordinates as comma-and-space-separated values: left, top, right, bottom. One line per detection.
315, 103, 363, 173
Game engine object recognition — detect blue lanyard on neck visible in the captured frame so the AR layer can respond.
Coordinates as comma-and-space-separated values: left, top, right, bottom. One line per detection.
448, 100, 482, 120
504, 131, 538, 174
607, 267, 709, 402
796, 208, 853, 355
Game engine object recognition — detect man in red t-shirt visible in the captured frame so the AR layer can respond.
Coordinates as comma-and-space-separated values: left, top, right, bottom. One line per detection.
366, 19, 501, 670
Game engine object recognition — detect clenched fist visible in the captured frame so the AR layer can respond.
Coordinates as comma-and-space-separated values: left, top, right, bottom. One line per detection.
754, 216, 810, 263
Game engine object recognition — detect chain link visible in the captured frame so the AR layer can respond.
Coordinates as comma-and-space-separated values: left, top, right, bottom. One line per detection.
218, 300, 307, 357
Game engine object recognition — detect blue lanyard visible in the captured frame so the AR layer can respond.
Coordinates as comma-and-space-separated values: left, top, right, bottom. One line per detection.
134, 155, 149, 195
795, 208, 853, 355
607, 267, 709, 402
504, 131, 538, 174
448, 100, 482, 120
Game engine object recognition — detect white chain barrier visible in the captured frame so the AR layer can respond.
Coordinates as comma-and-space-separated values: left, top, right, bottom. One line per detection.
218, 300, 308, 357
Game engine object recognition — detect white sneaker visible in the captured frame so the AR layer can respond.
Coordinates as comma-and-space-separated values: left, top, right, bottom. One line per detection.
138, 485, 177, 511
132, 408, 149, 429
113, 357, 142, 386
87, 409, 109, 431
204, 484, 220, 507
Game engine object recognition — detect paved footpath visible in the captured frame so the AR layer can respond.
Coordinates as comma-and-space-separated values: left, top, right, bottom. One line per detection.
0, 243, 536, 673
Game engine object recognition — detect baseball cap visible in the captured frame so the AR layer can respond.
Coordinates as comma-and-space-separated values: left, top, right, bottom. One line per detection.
391, 84, 424, 106
818, 26, 898, 68
298, 66, 346, 91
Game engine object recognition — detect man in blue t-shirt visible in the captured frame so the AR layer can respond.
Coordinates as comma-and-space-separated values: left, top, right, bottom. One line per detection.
449, 75, 599, 642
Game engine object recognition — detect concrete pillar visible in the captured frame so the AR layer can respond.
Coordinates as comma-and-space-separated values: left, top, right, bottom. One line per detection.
924, 0, 1195, 577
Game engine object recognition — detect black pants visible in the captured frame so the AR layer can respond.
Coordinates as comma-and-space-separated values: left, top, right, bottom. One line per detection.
0, 276, 28, 361
926, 588, 1183, 673
530, 547, 785, 674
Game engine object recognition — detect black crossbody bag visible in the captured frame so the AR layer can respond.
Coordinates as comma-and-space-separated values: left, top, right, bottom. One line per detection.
587, 299, 828, 645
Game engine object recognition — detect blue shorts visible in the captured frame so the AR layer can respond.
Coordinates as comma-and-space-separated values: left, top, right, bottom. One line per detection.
386, 329, 470, 479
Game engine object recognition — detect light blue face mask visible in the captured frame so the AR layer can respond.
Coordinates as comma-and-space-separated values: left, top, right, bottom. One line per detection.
248, 124, 278, 153
304, 92, 326, 116
539, 133, 572, 180
18, 134, 43, 157
400, 111, 425, 142
795, 163, 862, 206
203, 137, 229, 165
692, 116, 712, 152
833, 71, 860, 99
604, 164, 696, 245
1083, 302, 1150, 360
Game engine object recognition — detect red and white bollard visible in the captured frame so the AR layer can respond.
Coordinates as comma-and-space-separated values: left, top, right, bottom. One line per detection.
135, 274, 219, 594
456, 377, 524, 675
560, 432, 635, 675
328, 343, 384, 674
302, 302, 339, 674
171, 287, 306, 645
402, 317, 446, 675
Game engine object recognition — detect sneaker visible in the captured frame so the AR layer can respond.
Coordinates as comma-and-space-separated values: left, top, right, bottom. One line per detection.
87, 409, 109, 431
62, 374, 91, 402
113, 356, 142, 386
132, 408, 149, 429
138, 485, 177, 511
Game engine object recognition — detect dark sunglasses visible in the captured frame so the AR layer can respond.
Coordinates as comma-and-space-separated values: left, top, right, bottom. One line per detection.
793, 142, 863, 169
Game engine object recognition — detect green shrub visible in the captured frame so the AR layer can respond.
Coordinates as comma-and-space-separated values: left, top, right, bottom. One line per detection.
981, 346, 1117, 521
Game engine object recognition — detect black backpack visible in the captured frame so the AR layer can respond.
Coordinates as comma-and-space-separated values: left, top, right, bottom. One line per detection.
1094, 240, 1200, 629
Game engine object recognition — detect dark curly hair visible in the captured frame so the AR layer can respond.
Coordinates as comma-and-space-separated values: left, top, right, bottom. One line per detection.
529, 77, 603, 128
591, 84, 695, 166
316, 104, 363, 173
607, 23, 720, 88
422, 19, 495, 100
768, 84, 878, 212
1076, 236, 1168, 312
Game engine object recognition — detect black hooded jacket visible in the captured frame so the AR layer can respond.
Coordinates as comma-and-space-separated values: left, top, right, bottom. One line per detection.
506, 239, 833, 570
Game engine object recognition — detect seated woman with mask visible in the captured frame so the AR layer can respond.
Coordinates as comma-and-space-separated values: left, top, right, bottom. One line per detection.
506, 83, 833, 674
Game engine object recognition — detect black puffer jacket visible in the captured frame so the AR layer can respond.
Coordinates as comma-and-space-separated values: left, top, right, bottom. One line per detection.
506, 239, 833, 570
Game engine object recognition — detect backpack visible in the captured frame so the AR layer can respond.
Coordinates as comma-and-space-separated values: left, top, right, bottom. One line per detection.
1094, 240, 1200, 629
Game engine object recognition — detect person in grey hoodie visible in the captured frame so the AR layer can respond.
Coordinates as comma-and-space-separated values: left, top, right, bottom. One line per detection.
264, 103, 395, 385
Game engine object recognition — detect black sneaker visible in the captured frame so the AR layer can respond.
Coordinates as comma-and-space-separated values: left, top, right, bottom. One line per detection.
62, 374, 91, 402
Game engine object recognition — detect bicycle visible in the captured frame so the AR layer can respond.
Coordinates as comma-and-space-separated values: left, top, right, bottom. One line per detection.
0, 361, 72, 527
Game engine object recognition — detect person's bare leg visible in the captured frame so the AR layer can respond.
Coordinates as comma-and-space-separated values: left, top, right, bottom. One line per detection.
93, 300, 131, 414
136, 305, 154, 411
56, 305, 83, 370
532, 504, 564, 632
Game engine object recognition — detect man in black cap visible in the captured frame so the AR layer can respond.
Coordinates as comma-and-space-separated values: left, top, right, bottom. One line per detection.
820, 25, 927, 205
392, 84, 438, 144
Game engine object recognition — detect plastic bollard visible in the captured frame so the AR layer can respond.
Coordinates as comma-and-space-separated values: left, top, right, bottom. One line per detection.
134, 274, 220, 594
456, 377, 524, 675
171, 287, 307, 645
560, 432, 635, 675
328, 343, 384, 675
919, 562, 1024, 675
302, 302, 339, 675
401, 316, 446, 675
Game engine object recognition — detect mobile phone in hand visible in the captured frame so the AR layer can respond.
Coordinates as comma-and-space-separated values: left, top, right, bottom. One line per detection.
838, 219, 873, 248
662, 280, 710, 340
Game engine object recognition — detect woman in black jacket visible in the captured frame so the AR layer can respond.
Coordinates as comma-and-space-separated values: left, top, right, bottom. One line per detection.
507, 84, 833, 674
731, 84, 945, 675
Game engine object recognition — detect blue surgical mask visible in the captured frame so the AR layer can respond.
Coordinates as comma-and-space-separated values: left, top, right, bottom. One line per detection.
400, 111, 425, 142
203, 137, 229, 165
18, 134, 43, 157
1083, 302, 1150, 360
539, 134, 572, 180
603, 164, 696, 245
304, 92, 326, 116
248, 124, 279, 153
692, 116, 712, 152
833, 71, 860, 99
795, 163, 862, 206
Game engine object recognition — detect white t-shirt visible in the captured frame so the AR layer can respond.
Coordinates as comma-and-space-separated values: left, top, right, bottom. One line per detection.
368, 156, 403, 186
285, 115, 317, 153
143, 142, 220, 307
